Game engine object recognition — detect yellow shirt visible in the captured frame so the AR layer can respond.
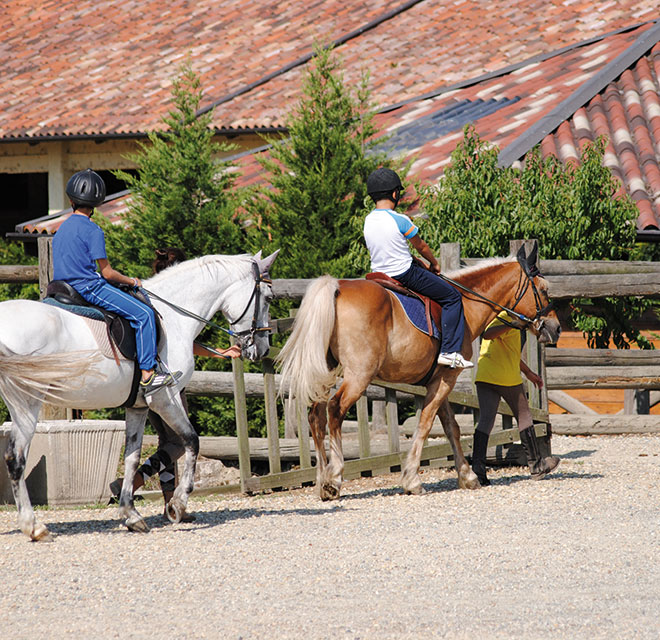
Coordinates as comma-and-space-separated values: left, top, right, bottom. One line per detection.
474, 312, 523, 386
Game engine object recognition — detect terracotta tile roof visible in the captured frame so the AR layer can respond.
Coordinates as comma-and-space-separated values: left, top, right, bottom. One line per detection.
1, 0, 658, 139
11, 5, 660, 235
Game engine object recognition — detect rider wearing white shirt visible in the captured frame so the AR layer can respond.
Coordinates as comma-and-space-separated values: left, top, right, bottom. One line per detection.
363, 168, 473, 369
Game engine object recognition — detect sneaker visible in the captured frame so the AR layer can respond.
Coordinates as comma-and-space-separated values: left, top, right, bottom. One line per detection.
140, 369, 183, 396
437, 352, 474, 369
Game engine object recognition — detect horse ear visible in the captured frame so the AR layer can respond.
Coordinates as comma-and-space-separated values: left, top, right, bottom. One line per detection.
526, 243, 538, 269
253, 250, 263, 260
516, 245, 527, 262
256, 249, 280, 274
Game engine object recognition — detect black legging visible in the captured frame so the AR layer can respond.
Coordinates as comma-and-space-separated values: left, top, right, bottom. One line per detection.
475, 381, 533, 435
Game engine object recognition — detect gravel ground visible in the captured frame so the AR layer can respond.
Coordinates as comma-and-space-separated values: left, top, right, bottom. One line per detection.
1, 434, 659, 640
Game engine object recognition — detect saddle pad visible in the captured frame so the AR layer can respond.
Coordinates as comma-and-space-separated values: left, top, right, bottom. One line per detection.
42, 296, 105, 321
390, 290, 441, 339
82, 317, 130, 361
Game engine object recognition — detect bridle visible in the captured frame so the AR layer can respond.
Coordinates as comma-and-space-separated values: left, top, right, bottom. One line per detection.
227, 261, 273, 347
142, 260, 272, 352
437, 255, 553, 333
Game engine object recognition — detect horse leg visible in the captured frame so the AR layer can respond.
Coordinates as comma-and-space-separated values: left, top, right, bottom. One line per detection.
3, 395, 52, 541
321, 379, 366, 501
437, 399, 479, 490
147, 390, 199, 524
401, 372, 460, 495
119, 407, 150, 533
308, 402, 328, 493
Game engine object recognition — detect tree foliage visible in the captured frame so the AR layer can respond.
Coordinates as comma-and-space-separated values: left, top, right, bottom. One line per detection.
105, 63, 245, 278
418, 126, 656, 348
248, 44, 391, 279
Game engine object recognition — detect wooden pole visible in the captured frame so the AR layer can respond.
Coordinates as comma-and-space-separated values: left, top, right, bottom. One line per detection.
231, 352, 251, 492
37, 236, 70, 420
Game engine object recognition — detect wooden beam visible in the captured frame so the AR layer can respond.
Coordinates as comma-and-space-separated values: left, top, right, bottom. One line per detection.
545, 349, 660, 366
546, 367, 660, 389
546, 273, 660, 299
0, 265, 39, 283
550, 414, 660, 434
547, 390, 598, 415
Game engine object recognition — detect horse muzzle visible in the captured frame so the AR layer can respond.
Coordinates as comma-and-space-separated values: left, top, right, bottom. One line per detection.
535, 317, 561, 345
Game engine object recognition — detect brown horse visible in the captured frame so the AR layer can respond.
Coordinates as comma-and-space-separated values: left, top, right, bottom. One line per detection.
277, 246, 561, 500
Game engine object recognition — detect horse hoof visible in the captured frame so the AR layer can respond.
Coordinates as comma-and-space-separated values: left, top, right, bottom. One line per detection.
404, 483, 425, 496
459, 471, 481, 490
125, 515, 150, 533
31, 524, 53, 542
166, 499, 188, 524
320, 484, 340, 501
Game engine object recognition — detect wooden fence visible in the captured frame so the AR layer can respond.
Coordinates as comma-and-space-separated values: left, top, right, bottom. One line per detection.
3, 238, 660, 494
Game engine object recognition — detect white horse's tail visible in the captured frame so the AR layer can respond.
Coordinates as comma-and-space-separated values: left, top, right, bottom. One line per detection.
277, 275, 340, 407
0, 350, 102, 408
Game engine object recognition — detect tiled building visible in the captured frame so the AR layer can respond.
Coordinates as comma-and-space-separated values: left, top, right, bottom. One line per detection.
3, 1, 660, 239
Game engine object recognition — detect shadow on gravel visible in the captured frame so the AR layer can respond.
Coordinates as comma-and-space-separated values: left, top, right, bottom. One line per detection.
556, 449, 597, 459
1, 503, 339, 538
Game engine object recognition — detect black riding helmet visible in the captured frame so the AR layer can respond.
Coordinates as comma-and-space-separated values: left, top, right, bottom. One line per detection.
66, 169, 106, 209
367, 167, 403, 206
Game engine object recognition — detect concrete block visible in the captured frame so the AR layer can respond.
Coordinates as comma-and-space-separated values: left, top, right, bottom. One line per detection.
0, 420, 125, 506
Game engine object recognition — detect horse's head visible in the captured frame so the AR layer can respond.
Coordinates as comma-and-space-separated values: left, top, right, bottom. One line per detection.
232, 250, 279, 361
513, 244, 561, 344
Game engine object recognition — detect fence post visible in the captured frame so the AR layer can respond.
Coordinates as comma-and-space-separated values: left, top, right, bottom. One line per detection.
37, 236, 53, 300
262, 359, 281, 474
356, 396, 371, 458
385, 388, 400, 453
296, 398, 312, 469
37, 236, 71, 420
231, 353, 252, 492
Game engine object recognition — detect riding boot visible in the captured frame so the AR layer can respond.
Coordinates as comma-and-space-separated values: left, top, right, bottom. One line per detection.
519, 427, 560, 480
471, 430, 491, 486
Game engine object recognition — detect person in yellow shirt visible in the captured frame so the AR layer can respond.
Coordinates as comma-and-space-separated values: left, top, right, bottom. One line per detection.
472, 311, 560, 486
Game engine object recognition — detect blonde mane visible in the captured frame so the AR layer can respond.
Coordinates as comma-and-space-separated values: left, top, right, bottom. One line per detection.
445, 256, 516, 280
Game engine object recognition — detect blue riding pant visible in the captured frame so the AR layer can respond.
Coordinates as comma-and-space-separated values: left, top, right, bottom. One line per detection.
394, 261, 466, 354
75, 279, 158, 371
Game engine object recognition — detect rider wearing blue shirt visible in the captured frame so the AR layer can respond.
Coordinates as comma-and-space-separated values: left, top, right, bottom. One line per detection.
364, 168, 473, 369
52, 169, 179, 395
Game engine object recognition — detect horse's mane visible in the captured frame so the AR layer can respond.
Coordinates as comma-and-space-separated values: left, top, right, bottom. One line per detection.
145, 253, 254, 286
445, 256, 516, 280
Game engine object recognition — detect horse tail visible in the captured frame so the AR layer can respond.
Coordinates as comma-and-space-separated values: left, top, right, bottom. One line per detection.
0, 350, 102, 408
277, 275, 340, 407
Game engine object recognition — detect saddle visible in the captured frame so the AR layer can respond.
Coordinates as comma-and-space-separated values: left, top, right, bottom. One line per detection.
44, 280, 162, 364
365, 272, 442, 338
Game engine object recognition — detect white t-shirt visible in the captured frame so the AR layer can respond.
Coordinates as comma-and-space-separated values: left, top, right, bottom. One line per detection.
363, 208, 418, 277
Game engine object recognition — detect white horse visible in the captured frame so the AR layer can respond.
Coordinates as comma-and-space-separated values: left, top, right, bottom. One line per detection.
0, 251, 278, 541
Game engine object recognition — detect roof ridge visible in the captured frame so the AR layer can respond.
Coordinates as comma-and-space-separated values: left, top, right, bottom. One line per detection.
377, 19, 656, 116
497, 19, 660, 167
195, 0, 426, 119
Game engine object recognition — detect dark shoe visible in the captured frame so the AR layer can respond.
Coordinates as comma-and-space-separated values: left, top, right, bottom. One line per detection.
519, 427, 560, 480
140, 369, 182, 396
471, 430, 491, 486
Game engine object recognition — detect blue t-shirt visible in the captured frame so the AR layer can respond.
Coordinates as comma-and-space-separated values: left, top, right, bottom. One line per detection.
52, 214, 107, 288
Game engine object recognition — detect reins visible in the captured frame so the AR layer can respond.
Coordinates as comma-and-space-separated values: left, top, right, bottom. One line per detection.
141, 261, 272, 350
436, 257, 553, 331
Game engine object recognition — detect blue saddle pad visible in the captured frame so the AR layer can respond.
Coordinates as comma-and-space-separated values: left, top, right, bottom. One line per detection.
42, 296, 106, 321
390, 291, 440, 339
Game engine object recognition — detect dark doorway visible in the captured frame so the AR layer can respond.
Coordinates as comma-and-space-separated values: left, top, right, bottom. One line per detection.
0, 173, 48, 237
